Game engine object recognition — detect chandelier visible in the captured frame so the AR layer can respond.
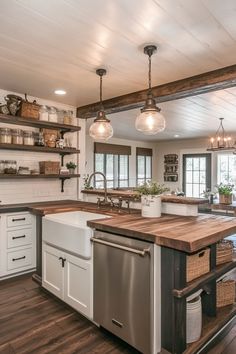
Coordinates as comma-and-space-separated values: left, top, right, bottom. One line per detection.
207, 118, 234, 152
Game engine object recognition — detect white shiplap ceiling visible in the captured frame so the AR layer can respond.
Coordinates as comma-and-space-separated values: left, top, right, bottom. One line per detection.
86, 86, 236, 141
0, 0, 236, 141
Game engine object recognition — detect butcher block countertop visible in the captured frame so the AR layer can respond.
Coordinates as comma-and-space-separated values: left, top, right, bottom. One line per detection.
82, 189, 207, 204
0, 200, 139, 216
87, 213, 236, 253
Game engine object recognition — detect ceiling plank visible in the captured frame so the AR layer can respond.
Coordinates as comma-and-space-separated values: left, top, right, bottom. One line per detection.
77, 64, 236, 118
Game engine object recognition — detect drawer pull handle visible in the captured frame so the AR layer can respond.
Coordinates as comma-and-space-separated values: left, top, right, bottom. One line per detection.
12, 256, 26, 262
112, 319, 123, 328
12, 235, 26, 240
12, 218, 26, 222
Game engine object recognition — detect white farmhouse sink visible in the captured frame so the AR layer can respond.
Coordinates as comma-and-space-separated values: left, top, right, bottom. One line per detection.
42, 211, 110, 259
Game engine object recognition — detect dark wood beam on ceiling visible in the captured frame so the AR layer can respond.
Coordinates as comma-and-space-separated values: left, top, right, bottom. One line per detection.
77, 64, 236, 119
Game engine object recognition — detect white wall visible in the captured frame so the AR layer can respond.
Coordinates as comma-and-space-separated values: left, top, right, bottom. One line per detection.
85, 135, 158, 188
0, 89, 86, 204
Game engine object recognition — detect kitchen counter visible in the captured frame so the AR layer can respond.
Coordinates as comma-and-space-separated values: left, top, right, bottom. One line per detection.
88, 213, 236, 253
0, 199, 139, 216
82, 189, 207, 205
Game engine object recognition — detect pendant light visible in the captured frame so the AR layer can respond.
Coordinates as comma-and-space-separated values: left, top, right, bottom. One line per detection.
207, 118, 233, 151
89, 69, 113, 141
135, 45, 165, 135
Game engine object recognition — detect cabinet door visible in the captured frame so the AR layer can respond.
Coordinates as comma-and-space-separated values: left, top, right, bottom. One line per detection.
64, 252, 92, 318
42, 243, 64, 299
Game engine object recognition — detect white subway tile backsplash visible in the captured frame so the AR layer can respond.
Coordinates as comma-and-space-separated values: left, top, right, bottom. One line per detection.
0, 89, 82, 204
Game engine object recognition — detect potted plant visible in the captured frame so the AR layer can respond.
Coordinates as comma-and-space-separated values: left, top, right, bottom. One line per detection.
216, 183, 234, 205
136, 181, 170, 217
66, 161, 77, 174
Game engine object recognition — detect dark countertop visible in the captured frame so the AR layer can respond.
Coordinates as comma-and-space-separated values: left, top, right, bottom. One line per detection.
88, 213, 236, 253
0, 199, 139, 216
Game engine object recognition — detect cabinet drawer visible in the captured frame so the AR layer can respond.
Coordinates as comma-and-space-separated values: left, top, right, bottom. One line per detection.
7, 248, 32, 271
7, 213, 32, 228
7, 228, 32, 249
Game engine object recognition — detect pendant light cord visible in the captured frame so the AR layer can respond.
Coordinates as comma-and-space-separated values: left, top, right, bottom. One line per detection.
148, 54, 152, 93
100, 74, 103, 110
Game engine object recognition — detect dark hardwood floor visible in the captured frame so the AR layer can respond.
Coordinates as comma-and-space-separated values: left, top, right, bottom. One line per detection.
0, 274, 236, 354
0, 274, 139, 354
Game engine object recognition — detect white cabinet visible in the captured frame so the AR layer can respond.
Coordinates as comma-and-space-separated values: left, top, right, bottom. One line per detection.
0, 212, 36, 279
42, 243, 63, 298
42, 243, 92, 319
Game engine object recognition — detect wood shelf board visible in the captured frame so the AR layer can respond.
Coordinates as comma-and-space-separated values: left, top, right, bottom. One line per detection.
0, 143, 80, 154
0, 113, 80, 132
0, 174, 80, 179
173, 260, 236, 298
184, 304, 236, 354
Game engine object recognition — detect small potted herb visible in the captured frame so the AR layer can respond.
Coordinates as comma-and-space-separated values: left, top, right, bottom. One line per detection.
66, 161, 77, 174
136, 181, 169, 217
216, 183, 234, 204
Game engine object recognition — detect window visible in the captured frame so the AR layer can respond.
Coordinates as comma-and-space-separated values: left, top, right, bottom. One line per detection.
183, 154, 211, 198
217, 154, 236, 185
94, 143, 130, 188
136, 147, 152, 186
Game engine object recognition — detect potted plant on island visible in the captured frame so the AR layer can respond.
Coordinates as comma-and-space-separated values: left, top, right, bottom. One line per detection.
66, 161, 77, 174
136, 181, 170, 218
216, 183, 234, 205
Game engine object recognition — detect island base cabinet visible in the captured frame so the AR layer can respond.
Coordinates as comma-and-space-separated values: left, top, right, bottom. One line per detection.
64, 253, 92, 318
42, 243, 92, 319
42, 244, 64, 298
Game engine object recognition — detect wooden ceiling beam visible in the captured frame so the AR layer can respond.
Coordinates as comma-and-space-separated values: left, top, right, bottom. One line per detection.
77, 65, 236, 119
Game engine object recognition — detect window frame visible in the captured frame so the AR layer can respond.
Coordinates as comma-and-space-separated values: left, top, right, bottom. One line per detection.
136, 154, 152, 186
182, 153, 211, 197
94, 152, 129, 188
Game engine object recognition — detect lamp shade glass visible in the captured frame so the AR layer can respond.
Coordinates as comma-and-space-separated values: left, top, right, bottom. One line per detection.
135, 110, 165, 135
89, 120, 113, 141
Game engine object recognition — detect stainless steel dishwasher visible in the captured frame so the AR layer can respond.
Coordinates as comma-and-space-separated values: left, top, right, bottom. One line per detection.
92, 230, 154, 354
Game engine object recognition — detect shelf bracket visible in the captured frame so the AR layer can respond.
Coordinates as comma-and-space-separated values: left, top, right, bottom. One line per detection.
59, 176, 71, 192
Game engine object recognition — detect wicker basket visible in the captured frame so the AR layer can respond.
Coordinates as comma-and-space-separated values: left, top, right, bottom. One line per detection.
216, 240, 233, 266
39, 161, 60, 175
187, 248, 210, 282
19, 94, 39, 120
217, 280, 235, 308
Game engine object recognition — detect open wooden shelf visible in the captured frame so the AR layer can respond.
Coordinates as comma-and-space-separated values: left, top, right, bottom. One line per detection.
184, 304, 236, 354
0, 113, 80, 132
0, 143, 80, 155
173, 259, 236, 298
0, 174, 80, 179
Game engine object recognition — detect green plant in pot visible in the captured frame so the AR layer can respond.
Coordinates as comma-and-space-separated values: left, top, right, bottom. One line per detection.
136, 181, 170, 217
216, 183, 234, 205
66, 161, 77, 174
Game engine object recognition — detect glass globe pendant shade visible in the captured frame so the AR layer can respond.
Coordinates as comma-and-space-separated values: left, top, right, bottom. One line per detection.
89, 111, 113, 141
135, 109, 165, 135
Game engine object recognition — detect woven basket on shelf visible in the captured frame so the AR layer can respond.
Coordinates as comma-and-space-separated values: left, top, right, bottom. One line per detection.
186, 248, 210, 282
216, 240, 233, 266
217, 280, 235, 308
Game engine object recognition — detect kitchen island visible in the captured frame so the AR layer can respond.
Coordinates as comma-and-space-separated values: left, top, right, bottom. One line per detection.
88, 213, 236, 354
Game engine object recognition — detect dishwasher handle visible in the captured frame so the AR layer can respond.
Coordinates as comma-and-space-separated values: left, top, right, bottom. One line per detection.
91, 237, 150, 257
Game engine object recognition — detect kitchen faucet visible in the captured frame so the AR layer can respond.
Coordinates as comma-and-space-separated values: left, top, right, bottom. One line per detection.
87, 172, 109, 207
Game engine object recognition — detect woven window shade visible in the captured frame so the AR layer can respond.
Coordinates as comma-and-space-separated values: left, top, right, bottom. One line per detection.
136, 147, 153, 156
94, 142, 131, 155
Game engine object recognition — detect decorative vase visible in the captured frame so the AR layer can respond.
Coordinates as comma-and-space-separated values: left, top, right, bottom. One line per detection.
68, 168, 75, 175
141, 195, 162, 217
219, 194, 232, 205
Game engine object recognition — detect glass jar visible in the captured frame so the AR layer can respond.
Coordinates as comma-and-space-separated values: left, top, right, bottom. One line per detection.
39, 105, 49, 121
4, 160, 17, 174
23, 131, 34, 146
57, 110, 64, 124
18, 166, 30, 175
12, 129, 23, 145
63, 110, 73, 125
48, 107, 58, 123
0, 128, 12, 144
0, 160, 5, 174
